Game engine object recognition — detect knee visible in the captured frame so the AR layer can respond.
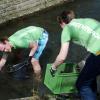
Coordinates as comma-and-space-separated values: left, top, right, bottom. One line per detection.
31, 58, 39, 66
31, 58, 41, 73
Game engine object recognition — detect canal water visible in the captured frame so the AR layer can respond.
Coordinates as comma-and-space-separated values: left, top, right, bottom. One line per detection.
0, 0, 100, 99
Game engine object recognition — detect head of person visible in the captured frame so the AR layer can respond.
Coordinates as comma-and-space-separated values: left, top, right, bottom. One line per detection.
0, 36, 12, 52
57, 10, 75, 28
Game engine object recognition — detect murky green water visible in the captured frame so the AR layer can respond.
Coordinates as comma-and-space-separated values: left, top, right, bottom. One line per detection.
0, 0, 100, 99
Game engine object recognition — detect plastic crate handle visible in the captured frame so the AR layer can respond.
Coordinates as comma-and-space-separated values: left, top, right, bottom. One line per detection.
59, 63, 78, 74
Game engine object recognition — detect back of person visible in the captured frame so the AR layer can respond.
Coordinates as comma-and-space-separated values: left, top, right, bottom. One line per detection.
8, 26, 44, 48
51, 10, 100, 100
67, 18, 100, 55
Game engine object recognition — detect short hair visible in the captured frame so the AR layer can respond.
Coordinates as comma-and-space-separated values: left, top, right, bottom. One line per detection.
0, 36, 8, 44
57, 10, 75, 24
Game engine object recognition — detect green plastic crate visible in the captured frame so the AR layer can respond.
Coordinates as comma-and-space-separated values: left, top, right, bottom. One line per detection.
44, 63, 79, 94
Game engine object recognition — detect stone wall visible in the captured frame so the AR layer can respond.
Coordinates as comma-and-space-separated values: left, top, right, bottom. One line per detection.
0, 0, 72, 24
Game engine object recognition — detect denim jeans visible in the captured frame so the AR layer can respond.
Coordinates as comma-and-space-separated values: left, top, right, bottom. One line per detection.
76, 54, 100, 100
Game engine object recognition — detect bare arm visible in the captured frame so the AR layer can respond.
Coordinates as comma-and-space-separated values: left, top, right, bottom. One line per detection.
29, 42, 38, 57
0, 52, 8, 70
52, 42, 70, 69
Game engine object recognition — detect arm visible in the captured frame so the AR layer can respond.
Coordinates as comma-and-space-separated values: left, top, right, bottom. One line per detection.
52, 42, 70, 70
0, 52, 8, 71
29, 42, 38, 57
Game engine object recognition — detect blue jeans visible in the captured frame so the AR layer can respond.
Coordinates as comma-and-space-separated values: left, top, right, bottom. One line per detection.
76, 54, 100, 100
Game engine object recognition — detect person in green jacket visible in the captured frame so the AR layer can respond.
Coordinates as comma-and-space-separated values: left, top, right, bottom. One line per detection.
50, 10, 100, 100
0, 26, 48, 81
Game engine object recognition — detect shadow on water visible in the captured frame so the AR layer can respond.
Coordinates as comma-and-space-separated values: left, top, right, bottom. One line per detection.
0, 0, 100, 99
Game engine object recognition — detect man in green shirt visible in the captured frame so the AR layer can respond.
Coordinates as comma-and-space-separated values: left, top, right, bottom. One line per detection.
50, 10, 100, 100
0, 26, 48, 81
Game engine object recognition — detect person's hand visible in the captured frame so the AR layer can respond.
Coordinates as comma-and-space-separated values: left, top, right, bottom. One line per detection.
0, 52, 8, 71
50, 67, 56, 77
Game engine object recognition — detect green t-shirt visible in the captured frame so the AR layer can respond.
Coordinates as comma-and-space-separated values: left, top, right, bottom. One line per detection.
61, 18, 100, 55
8, 26, 44, 48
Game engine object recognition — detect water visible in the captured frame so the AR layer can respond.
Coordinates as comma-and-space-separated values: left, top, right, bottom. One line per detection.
0, 0, 100, 99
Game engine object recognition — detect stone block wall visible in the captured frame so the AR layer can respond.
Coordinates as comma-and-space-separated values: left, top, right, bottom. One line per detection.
0, 0, 72, 24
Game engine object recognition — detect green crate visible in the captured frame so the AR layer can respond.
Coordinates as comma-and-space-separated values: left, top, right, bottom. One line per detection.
44, 63, 79, 94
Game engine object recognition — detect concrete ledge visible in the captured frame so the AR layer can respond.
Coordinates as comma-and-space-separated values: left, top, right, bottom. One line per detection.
0, 0, 74, 24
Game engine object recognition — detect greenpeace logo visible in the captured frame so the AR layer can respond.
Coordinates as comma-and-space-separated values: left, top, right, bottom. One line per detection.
70, 22, 100, 39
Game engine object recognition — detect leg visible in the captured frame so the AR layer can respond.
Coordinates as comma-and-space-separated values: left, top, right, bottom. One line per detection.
32, 31, 48, 80
31, 58, 41, 81
76, 54, 100, 100
31, 31, 48, 93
